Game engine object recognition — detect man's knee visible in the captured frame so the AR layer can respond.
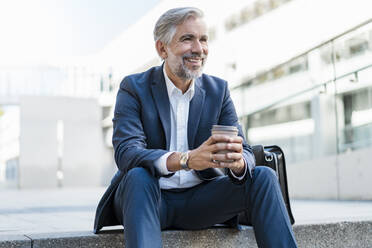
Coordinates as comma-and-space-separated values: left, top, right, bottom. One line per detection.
253, 166, 278, 185
119, 167, 159, 194
126, 167, 153, 179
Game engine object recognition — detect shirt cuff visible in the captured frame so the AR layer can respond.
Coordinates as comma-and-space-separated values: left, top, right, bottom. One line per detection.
154, 151, 173, 175
229, 157, 247, 180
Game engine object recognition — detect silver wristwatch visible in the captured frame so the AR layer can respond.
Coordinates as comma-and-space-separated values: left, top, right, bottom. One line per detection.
180, 151, 190, 171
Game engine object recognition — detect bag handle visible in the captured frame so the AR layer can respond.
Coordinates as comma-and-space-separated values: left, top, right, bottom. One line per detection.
252, 145, 265, 165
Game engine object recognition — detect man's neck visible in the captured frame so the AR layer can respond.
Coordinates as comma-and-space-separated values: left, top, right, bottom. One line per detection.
164, 64, 192, 94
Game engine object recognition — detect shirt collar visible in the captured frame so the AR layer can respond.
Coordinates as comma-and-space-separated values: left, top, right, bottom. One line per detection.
163, 65, 195, 101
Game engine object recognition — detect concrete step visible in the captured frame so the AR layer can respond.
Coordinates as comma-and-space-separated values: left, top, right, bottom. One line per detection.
2, 221, 371, 248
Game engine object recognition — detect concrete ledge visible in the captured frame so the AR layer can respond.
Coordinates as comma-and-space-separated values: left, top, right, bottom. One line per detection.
162, 221, 372, 248
0, 235, 31, 248
295, 221, 372, 248
161, 226, 257, 248
1, 221, 371, 248
28, 231, 124, 248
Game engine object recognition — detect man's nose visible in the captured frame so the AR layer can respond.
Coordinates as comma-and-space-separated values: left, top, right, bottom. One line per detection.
191, 40, 203, 54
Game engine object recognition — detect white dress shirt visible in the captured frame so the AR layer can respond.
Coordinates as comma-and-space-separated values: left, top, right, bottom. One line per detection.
154, 66, 246, 189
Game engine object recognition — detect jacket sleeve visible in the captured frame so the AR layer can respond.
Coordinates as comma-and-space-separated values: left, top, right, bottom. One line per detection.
112, 77, 169, 177
217, 82, 256, 184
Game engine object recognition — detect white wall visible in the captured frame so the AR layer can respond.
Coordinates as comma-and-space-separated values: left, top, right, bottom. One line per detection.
19, 96, 112, 188
287, 146, 372, 200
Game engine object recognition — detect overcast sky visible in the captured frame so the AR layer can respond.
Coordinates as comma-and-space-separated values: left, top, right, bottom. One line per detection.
0, 0, 159, 65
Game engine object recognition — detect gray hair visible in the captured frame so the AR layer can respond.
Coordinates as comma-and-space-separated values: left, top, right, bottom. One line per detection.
153, 7, 204, 44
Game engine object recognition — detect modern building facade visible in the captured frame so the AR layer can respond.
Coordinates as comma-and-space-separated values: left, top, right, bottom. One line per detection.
0, 63, 116, 188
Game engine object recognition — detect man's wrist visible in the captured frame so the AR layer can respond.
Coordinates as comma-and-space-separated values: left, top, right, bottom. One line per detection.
166, 152, 182, 172
180, 151, 190, 171
231, 159, 246, 177
231, 167, 244, 176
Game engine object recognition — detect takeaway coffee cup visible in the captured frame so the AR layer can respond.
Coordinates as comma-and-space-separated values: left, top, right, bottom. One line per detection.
211, 125, 238, 162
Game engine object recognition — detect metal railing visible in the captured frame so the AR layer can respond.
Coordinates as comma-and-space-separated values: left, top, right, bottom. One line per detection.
245, 63, 372, 117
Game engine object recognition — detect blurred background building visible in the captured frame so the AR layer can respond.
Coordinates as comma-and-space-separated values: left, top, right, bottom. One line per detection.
0, 0, 371, 200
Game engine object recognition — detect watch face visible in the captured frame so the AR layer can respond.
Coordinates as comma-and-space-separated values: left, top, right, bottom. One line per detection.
180, 153, 187, 165
180, 152, 189, 170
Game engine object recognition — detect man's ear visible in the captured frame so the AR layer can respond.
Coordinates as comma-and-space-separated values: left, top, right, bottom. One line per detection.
155, 40, 168, 60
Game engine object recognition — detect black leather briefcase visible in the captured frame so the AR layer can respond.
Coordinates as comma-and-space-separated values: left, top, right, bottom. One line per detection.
239, 145, 295, 225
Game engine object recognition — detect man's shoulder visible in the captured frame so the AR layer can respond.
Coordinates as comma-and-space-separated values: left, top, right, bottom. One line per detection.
200, 73, 227, 83
198, 73, 228, 91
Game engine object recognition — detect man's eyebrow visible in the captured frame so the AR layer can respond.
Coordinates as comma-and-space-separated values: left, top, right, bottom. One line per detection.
179, 34, 195, 40
179, 33, 209, 40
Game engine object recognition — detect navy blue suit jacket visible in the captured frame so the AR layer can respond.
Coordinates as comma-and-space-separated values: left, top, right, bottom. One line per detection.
93, 65, 255, 233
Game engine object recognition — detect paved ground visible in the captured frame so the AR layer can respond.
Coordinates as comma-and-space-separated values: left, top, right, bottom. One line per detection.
1, 187, 372, 237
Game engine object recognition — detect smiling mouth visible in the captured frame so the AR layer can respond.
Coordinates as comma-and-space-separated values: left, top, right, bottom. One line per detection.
184, 57, 203, 65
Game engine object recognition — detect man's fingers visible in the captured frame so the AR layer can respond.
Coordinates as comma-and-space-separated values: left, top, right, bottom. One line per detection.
219, 159, 243, 169
226, 143, 243, 153
210, 143, 228, 153
210, 159, 241, 170
205, 135, 243, 147
210, 143, 242, 153
212, 152, 242, 162
230, 136, 243, 144
205, 134, 232, 145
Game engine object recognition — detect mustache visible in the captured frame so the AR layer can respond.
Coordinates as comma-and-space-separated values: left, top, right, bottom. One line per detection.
182, 52, 207, 60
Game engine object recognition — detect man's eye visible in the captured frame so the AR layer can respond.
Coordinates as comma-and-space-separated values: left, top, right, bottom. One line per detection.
200, 36, 208, 42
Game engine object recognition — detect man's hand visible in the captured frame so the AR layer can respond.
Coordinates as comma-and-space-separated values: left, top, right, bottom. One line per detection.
187, 134, 245, 174
211, 136, 245, 176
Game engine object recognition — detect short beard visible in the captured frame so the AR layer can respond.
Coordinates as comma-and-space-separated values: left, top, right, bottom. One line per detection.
169, 52, 207, 81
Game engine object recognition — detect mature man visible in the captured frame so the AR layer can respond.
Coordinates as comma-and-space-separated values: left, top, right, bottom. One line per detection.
94, 7, 297, 248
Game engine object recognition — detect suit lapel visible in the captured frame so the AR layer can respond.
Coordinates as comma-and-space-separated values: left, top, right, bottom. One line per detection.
188, 79, 222, 181
188, 78, 205, 148
150, 66, 171, 150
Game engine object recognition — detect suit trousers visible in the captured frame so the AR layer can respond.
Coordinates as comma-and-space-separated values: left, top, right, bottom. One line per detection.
113, 166, 297, 248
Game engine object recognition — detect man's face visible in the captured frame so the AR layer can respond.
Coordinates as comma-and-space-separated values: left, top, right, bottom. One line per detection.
165, 16, 208, 81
